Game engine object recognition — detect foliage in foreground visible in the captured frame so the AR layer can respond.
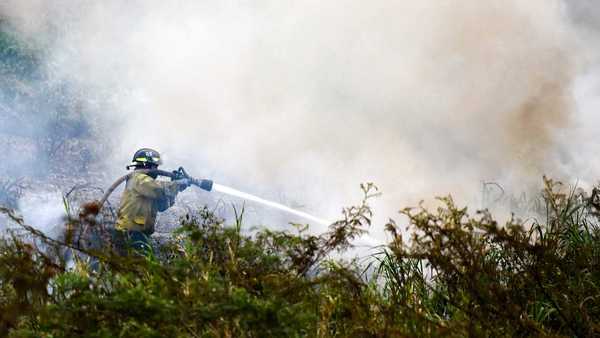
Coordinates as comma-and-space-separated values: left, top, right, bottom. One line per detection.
0, 179, 600, 337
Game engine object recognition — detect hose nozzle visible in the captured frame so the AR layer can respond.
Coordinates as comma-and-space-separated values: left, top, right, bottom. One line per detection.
193, 179, 213, 192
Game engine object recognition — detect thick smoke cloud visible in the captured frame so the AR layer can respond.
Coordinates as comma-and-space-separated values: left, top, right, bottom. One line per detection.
1, 1, 599, 239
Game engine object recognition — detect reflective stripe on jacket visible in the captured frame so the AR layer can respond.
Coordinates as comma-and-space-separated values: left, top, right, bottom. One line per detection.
115, 171, 180, 234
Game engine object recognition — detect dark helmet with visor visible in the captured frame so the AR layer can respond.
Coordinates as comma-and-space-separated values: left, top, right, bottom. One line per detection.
129, 148, 162, 169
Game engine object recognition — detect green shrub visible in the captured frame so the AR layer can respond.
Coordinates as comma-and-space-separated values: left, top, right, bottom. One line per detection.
1, 179, 599, 337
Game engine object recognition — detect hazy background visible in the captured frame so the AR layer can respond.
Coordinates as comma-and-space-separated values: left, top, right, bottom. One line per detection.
1, 0, 600, 242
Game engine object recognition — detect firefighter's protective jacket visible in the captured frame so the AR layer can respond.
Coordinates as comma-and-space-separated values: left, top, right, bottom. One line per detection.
115, 171, 181, 234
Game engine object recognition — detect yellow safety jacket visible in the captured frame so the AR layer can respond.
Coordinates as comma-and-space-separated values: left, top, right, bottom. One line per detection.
115, 171, 181, 234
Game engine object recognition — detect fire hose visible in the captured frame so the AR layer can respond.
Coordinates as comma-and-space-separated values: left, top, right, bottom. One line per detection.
94, 167, 212, 214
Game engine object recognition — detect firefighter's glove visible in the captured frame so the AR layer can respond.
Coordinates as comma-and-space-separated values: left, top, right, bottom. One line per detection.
175, 178, 192, 192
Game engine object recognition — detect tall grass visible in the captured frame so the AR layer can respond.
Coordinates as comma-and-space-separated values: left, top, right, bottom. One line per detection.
0, 178, 599, 337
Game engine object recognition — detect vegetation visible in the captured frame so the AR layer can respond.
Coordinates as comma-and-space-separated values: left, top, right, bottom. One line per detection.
0, 179, 598, 337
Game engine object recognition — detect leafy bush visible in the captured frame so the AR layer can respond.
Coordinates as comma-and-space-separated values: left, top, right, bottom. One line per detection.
0, 179, 599, 337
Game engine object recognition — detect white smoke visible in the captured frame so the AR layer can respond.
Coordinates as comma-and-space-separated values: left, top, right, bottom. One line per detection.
1, 1, 599, 242
16, 190, 66, 239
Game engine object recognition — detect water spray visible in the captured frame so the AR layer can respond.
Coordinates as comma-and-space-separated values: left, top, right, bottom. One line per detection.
212, 183, 332, 225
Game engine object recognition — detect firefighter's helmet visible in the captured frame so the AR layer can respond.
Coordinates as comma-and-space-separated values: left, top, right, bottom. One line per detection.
130, 148, 162, 169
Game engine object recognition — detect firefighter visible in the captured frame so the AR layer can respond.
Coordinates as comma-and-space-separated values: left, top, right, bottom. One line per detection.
113, 148, 190, 254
